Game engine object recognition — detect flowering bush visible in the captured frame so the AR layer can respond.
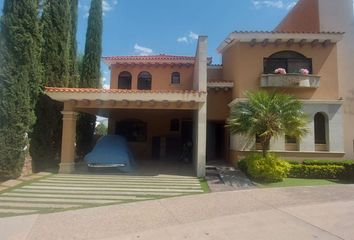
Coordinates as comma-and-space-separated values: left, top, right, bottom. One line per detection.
299, 68, 309, 75
274, 68, 286, 74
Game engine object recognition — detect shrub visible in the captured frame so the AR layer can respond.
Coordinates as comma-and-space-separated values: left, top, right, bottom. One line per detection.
237, 159, 248, 173
339, 164, 354, 181
288, 164, 345, 179
303, 159, 354, 166
244, 153, 291, 182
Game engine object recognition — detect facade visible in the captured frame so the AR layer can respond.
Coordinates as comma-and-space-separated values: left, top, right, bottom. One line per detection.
45, 0, 353, 177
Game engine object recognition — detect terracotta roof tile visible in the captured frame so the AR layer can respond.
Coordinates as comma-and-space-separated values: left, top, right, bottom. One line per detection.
102, 54, 213, 66
232, 30, 344, 34
45, 87, 206, 94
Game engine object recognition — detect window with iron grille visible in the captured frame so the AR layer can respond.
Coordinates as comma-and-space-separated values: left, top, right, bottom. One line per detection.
263, 51, 312, 74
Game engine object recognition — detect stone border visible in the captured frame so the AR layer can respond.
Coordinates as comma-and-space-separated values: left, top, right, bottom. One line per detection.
0, 172, 52, 193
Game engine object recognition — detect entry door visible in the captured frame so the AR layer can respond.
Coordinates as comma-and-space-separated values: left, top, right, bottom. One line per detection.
207, 122, 226, 162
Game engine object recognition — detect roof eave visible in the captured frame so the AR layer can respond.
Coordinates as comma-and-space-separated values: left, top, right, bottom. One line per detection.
217, 32, 344, 54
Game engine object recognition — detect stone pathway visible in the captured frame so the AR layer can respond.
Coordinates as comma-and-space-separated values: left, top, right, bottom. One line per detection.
0, 174, 203, 218
206, 166, 255, 192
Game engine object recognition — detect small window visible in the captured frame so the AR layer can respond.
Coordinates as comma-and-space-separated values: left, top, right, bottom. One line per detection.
138, 71, 152, 90
285, 135, 298, 144
171, 72, 180, 84
170, 119, 180, 131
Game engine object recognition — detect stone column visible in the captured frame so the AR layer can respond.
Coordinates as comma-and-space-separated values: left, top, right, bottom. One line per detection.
193, 103, 207, 177
59, 111, 78, 173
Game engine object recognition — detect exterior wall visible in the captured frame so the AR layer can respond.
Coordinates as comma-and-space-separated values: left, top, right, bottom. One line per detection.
317, 0, 354, 159
275, 0, 320, 32
109, 109, 193, 160
207, 67, 223, 81
110, 65, 194, 91
229, 102, 345, 162
207, 90, 232, 121
222, 42, 340, 100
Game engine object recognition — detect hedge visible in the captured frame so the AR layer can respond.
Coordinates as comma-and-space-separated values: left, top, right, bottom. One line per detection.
303, 160, 354, 166
240, 158, 354, 181
288, 164, 345, 179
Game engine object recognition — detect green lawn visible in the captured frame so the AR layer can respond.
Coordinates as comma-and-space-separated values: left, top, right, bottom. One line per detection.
256, 178, 350, 188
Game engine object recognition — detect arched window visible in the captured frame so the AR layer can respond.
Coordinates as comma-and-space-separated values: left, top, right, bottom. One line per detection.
118, 71, 132, 89
314, 113, 327, 144
137, 71, 152, 90
171, 72, 180, 84
264, 51, 312, 74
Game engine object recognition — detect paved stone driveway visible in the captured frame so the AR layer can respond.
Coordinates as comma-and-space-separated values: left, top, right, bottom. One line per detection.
0, 174, 203, 217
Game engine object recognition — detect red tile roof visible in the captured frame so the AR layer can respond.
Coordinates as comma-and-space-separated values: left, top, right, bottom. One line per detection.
232, 30, 344, 34
102, 54, 212, 66
45, 87, 206, 94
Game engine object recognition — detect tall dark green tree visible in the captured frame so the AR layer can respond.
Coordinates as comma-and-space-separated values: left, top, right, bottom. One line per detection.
30, 0, 72, 171
68, 0, 79, 87
0, 0, 42, 178
76, 0, 103, 157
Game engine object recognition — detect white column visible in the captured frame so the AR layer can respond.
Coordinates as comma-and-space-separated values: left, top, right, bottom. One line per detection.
328, 104, 345, 152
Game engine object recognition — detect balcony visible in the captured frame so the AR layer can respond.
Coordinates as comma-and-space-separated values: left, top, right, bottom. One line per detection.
260, 74, 320, 88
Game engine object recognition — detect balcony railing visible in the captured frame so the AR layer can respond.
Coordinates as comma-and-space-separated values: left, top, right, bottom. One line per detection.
260, 74, 320, 88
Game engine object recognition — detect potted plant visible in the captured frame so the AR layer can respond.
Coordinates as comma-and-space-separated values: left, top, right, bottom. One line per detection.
299, 68, 310, 87
274, 68, 287, 75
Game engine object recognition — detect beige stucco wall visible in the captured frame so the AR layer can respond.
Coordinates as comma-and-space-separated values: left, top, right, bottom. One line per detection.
207, 90, 232, 121
207, 68, 223, 81
222, 42, 340, 100
276, 0, 320, 32
110, 65, 194, 90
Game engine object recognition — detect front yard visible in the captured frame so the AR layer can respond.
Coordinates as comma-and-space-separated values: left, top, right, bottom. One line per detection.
256, 178, 350, 188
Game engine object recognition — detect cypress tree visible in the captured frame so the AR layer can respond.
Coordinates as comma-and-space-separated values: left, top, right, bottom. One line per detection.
30, 0, 71, 171
0, 0, 42, 178
76, 0, 103, 157
68, 0, 79, 87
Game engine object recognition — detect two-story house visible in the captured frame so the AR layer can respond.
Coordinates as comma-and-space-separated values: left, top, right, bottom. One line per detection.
45, 0, 353, 177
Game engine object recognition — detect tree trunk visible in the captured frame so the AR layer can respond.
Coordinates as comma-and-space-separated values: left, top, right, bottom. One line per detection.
261, 137, 271, 158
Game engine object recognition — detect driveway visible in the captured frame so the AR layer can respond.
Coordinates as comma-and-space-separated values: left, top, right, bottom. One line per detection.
1, 184, 354, 240
0, 173, 203, 218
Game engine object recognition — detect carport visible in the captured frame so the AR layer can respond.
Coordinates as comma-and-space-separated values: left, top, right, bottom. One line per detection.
45, 87, 207, 177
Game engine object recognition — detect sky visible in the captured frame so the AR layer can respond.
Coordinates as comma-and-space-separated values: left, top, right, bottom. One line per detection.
0, 0, 299, 88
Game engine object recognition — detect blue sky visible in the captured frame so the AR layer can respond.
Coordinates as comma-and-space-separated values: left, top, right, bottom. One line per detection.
0, 0, 298, 87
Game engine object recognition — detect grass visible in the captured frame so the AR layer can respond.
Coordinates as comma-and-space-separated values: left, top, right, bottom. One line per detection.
256, 178, 351, 188
199, 177, 210, 193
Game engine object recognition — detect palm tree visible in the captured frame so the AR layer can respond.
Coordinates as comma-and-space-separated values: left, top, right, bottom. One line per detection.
227, 91, 308, 157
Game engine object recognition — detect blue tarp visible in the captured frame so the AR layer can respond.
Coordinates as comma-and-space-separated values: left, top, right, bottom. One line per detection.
84, 135, 136, 172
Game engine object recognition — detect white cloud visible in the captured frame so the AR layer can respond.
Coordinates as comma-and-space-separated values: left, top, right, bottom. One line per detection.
102, 0, 118, 14
177, 31, 199, 44
177, 36, 188, 43
79, 0, 118, 18
188, 31, 199, 40
134, 44, 154, 56
252, 0, 297, 10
